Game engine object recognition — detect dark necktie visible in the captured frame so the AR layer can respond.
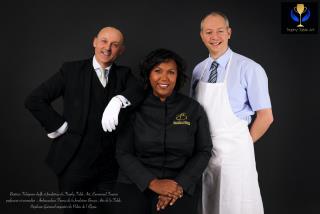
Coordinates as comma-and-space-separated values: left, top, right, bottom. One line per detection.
208, 61, 219, 83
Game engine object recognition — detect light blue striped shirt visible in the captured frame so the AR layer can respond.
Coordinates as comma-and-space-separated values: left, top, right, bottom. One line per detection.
190, 48, 271, 124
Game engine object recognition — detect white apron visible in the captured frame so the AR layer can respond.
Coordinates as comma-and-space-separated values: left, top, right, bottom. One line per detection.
195, 53, 263, 214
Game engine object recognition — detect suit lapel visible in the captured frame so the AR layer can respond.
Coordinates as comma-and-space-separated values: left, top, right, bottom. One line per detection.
80, 59, 94, 132
107, 63, 118, 100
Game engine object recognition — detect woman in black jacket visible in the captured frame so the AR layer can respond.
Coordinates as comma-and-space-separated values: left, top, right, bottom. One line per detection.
114, 49, 212, 214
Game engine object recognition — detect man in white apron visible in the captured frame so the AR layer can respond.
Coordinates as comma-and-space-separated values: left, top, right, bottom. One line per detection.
190, 11, 274, 214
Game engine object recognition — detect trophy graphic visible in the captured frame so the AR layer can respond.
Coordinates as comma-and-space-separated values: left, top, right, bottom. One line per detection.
294, 4, 307, 27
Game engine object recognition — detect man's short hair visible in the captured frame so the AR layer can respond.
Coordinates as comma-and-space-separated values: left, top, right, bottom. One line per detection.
200, 11, 230, 31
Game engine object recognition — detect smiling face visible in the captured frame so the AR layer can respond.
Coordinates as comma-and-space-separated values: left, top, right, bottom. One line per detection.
93, 27, 124, 68
149, 59, 177, 102
200, 15, 231, 59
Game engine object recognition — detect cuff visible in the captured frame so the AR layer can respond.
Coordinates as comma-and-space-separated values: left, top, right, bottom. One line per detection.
115, 95, 131, 108
47, 121, 68, 139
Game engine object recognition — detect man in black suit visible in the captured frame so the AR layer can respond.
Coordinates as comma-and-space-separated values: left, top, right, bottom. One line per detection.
25, 27, 144, 214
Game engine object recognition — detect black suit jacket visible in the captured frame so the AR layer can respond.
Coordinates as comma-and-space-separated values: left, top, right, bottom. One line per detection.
25, 58, 144, 175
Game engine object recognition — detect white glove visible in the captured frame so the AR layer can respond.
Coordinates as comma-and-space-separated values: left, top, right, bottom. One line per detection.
101, 96, 122, 132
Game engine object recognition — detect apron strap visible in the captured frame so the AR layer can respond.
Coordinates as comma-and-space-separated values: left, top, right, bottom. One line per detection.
223, 52, 233, 83
199, 56, 210, 81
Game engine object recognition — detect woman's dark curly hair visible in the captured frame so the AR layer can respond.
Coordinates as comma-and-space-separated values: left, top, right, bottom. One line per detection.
139, 48, 188, 91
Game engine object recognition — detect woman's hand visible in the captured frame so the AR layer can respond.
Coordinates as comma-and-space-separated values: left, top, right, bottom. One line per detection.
156, 195, 172, 211
148, 179, 183, 198
156, 186, 183, 211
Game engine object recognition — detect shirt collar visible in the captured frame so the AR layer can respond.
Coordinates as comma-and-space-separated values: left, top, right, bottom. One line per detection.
92, 55, 112, 76
208, 48, 232, 70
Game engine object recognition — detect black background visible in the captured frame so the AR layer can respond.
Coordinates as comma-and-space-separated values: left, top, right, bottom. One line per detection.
1, 0, 320, 214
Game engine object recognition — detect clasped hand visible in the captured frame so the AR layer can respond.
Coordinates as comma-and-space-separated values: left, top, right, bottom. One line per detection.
148, 179, 183, 211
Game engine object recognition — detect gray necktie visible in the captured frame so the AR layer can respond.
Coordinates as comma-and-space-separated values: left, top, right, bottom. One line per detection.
99, 68, 108, 87
208, 61, 219, 83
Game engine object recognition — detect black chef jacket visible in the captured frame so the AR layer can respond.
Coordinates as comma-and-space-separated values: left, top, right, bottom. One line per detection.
116, 91, 212, 195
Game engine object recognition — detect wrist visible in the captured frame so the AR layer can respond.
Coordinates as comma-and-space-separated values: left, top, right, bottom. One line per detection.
149, 178, 159, 189
115, 95, 131, 108
111, 96, 123, 108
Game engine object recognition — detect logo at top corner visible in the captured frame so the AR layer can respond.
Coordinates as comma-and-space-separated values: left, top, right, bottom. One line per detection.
281, 2, 318, 34
290, 3, 310, 27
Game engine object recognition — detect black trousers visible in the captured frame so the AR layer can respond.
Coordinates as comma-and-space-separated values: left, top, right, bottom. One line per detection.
58, 155, 118, 214
113, 183, 201, 214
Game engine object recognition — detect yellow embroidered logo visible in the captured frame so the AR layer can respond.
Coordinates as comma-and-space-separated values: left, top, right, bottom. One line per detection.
173, 113, 191, 125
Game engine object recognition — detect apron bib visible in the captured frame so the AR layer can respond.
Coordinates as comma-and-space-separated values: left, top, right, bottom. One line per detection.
195, 53, 263, 214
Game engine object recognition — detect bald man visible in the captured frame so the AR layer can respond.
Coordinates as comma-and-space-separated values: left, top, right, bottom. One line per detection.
25, 27, 144, 214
